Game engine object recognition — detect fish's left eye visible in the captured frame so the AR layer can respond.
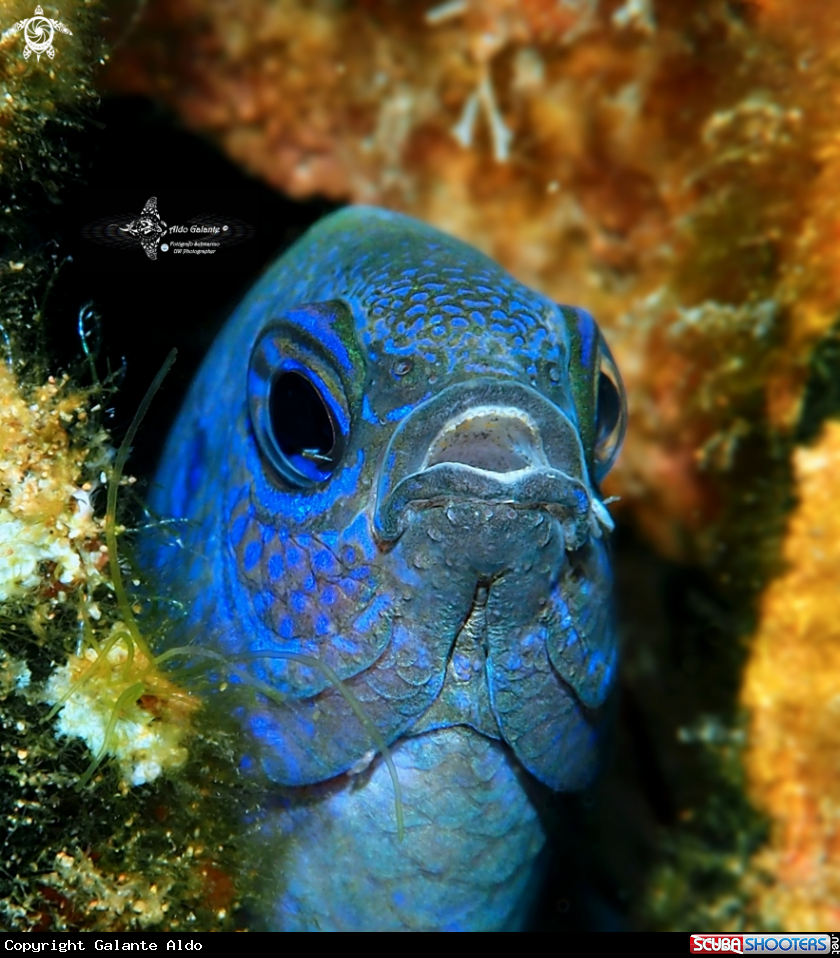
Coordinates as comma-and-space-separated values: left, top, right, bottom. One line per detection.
593, 339, 626, 481
248, 325, 349, 488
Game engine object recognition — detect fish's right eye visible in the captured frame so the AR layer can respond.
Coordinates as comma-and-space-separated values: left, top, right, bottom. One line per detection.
268, 370, 340, 484
248, 325, 350, 489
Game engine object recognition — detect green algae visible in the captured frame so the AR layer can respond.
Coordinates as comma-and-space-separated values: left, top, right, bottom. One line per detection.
0, 4, 261, 930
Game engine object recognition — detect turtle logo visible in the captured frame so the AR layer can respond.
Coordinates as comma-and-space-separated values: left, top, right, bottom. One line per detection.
7, 5, 72, 61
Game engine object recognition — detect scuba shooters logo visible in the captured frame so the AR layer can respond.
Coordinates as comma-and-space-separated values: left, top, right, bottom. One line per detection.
690, 935, 836, 954
80, 197, 256, 261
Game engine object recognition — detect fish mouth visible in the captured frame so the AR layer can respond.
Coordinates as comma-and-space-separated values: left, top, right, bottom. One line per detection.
423, 405, 546, 474
373, 380, 613, 545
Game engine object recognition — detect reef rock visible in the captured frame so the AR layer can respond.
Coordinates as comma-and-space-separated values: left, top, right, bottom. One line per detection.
741, 420, 840, 932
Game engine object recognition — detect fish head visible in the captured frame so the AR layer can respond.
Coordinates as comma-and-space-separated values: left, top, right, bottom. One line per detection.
152, 207, 626, 792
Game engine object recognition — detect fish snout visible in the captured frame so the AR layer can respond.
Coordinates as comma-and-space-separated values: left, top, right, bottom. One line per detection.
373, 380, 612, 549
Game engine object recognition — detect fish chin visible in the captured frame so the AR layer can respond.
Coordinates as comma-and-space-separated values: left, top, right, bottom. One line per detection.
251, 726, 549, 931
389, 491, 563, 580
385, 498, 604, 791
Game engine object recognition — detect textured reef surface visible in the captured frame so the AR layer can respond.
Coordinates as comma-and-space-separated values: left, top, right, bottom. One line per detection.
741, 420, 840, 932
0, 0, 252, 931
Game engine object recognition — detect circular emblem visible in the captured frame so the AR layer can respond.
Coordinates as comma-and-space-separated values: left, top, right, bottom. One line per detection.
23, 15, 54, 56
11, 6, 72, 62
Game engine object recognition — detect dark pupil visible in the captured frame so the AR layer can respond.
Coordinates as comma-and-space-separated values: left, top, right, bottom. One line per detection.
596, 371, 621, 444
270, 371, 335, 462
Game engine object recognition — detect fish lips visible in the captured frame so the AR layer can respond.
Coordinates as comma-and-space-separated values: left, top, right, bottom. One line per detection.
373, 379, 608, 550
375, 461, 594, 553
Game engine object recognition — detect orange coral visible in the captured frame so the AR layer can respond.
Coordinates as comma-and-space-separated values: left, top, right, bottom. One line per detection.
741, 420, 840, 932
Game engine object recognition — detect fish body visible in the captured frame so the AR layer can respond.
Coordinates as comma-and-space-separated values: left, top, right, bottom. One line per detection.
146, 206, 626, 931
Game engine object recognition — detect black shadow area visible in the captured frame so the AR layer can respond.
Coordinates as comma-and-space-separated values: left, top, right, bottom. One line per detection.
41, 96, 342, 480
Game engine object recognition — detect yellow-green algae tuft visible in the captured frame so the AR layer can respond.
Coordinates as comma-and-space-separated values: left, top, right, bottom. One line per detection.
0, 352, 252, 931
0, 0, 257, 931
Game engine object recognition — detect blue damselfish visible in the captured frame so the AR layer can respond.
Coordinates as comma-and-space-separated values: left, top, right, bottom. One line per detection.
146, 206, 626, 931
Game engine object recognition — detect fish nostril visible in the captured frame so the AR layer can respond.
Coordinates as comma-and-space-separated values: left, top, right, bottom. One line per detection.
424, 407, 544, 474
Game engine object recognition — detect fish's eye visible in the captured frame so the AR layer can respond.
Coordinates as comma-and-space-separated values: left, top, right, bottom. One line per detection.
593, 338, 627, 481
248, 326, 349, 488
257, 367, 345, 487
269, 371, 339, 480
596, 371, 621, 445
